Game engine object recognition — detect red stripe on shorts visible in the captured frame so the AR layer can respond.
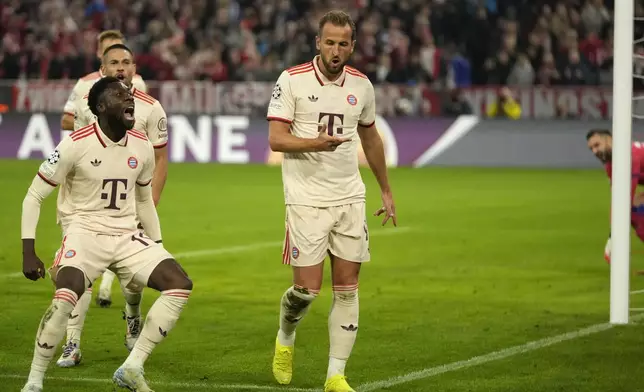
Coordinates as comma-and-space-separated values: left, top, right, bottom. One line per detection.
282, 228, 290, 265
53, 236, 67, 267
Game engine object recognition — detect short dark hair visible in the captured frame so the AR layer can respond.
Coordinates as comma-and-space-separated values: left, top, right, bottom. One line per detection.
586, 129, 612, 140
103, 43, 133, 58
87, 76, 121, 117
318, 10, 356, 40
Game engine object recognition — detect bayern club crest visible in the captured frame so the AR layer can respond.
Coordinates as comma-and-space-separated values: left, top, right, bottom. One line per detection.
346, 94, 357, 106
128, 156, 138, 169
65, 250, 76, 258
292, 246, 300, 259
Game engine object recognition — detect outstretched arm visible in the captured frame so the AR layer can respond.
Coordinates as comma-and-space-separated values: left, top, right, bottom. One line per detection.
357, 124, 390, 193
22, 140, 75, 280
358, 124, 396, 226
357, 81, 396, 226
22, 175, 57, 256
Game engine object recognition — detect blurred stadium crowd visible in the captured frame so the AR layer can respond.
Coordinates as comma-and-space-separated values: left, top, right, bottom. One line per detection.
0, 0, 622, 89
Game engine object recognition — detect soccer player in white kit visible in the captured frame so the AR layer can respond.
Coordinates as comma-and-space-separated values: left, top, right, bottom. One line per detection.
53, 43, 169, 368
61, 30, 148, 309
267, 10, 397, 392
20, 77, 191, 392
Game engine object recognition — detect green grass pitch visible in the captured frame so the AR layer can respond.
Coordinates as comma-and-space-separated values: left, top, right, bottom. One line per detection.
0, 160, 643, 392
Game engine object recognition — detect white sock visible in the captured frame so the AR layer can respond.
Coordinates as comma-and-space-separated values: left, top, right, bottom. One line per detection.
327, 357, 347, 380
278, 285, 319, 346
66, 287, 92, 346
121, 286, 142, 319
99, 270, 116, 295
27, 289, 79, 386
123, 289, 190, 369
327, 285, 359, 379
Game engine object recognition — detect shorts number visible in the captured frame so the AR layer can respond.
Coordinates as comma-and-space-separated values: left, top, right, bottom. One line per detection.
131, 233, 149, 246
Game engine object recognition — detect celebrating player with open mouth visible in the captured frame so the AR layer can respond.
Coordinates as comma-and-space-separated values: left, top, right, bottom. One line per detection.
266, 10, 397, 392
20, 77, 190, 392
52, 42, 169, 369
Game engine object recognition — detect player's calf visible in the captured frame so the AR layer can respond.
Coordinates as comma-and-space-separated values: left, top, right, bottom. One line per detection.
23, 267, 86, 390
272, 285, 319, 385
97, 270, 116, 308
115, 259, 191, 386
278, 285, 319, 346
328, 284, 359, 380
121, 285, 143, 351
327, 256, 361, 384
56, 286, 92, 368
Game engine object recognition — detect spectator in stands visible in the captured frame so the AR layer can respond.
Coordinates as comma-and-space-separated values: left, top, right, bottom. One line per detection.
442, 88, 473, 116
486, 87, 522, 119
507, 53, 535, 86
0, 0, 622, 118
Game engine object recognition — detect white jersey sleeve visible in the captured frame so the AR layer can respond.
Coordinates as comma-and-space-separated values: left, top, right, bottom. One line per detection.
63, 80, 83, 115
146, 102, 168, 148
266, 71, 296, 123
133, 76, 148, 94
37, 136, 78, 186
74, 101, 95, 131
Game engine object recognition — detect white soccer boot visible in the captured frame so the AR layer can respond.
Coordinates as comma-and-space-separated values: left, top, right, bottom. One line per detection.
113, 366, 154, 392
56, 340, 82, 367
123, 312, 142, 351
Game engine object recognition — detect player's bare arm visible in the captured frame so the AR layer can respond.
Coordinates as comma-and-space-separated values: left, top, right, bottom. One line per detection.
268, 122, 351, 153
21, 177, 57, 280
358, 123, 396, 226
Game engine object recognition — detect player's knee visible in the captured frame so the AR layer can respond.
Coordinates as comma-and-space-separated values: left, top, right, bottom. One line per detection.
172, 275, 193, 291
332, 288, 358, 303
284, 285, 319, 312
148, 258, 193, 291
332, 275, 359, 289
55, 266, 86, 298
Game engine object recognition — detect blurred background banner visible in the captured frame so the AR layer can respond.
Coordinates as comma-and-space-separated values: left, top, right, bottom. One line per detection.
4, 112, 644, 168
0, 80, 623, 119
0, 113, 456, 166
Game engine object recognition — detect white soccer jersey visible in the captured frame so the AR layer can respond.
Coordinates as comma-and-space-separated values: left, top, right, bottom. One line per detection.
63, 70, 147, 117
75, 88, 168, 149
38, 122, 155, 235
266, 55, 377, 207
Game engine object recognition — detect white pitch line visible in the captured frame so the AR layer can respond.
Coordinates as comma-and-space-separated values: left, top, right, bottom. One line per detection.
0, 227, 413, 277
0, 374, 319, 391
357, 313, 644, 392
174, 226, 413, 259
631, 289, 644, 295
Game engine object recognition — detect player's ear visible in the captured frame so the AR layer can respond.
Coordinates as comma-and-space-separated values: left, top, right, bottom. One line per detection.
315, 35, 320, 51
96, 101, 106, 115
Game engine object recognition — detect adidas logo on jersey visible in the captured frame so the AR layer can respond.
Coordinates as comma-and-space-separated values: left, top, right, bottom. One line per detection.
308, 95, 318, 102
91, 159, 101, 167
